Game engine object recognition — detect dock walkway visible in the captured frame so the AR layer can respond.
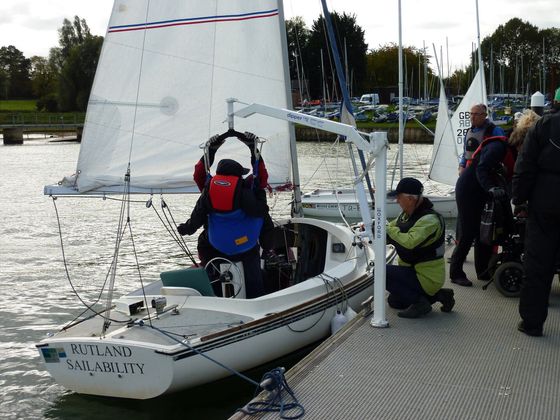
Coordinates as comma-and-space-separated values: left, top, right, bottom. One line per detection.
233, 251, 560, 419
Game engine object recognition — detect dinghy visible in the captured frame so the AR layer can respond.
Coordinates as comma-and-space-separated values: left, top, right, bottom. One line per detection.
36, 0, 394, 399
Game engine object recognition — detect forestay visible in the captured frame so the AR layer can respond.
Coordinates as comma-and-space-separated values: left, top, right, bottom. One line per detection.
74, 0, 291, 193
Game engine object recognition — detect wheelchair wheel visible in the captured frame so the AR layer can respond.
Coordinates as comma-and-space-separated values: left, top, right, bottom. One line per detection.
493, 261, 523, 297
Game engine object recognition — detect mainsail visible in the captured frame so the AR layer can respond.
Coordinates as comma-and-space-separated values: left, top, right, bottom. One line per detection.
74, 0, 291, 193
429, 68, 487, 187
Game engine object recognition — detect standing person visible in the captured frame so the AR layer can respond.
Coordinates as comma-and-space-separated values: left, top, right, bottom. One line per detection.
178, 158, 270, 298
512, 87, 560, 336
385, 178, 454, 318
458, 103, 506, 175
450, 104, 508, 287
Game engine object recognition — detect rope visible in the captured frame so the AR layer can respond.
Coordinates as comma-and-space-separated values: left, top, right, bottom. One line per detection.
238, 367, 305, 419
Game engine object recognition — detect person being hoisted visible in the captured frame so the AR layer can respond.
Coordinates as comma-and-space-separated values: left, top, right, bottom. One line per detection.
178, 132, 272, 298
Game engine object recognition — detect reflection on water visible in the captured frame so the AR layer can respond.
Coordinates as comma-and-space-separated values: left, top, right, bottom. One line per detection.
0, 139, 453, 419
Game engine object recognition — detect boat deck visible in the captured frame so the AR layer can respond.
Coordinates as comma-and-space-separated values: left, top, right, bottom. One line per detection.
232, 250, 560, 419
51, 305, 252, 347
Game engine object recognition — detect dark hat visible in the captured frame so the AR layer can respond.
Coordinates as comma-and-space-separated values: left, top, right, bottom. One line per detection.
216, 159, 250, 177
465, 137, 480, 152
387, 177, 424, 197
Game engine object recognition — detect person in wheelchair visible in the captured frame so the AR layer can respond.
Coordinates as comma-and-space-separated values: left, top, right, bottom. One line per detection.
178, 157, 270, 298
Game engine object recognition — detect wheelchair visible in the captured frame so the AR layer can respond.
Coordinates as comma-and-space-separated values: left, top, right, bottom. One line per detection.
484, 217, 560, 297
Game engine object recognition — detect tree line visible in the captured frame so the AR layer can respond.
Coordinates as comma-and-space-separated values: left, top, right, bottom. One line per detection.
1, 15, 558, 112
288, 13, 560, 101
0, 16, 102, 111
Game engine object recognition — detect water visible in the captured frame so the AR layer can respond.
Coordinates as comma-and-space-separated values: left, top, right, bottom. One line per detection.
0, 138, 447, 419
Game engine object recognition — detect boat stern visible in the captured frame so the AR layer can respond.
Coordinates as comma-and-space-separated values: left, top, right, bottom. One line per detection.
36, 338, 175, 399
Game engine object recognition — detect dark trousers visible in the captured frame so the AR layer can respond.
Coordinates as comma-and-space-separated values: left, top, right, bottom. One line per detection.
386, 265, 433, 307
449, 202, 493, 280
519, 211, 560, 328
198, 232, 264, 299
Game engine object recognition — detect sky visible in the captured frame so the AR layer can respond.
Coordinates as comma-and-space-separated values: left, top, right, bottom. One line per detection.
1, 0, 557, 74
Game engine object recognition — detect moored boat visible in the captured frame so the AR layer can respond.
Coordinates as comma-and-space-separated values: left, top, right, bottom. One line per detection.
36, 0, 394, 400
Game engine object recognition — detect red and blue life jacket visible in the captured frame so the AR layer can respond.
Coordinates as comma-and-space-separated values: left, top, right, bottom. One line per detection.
207, 174, 263, 255
467, 135, 517, 181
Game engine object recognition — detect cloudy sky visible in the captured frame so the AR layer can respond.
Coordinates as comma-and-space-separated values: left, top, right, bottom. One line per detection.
1, 0, 556, 72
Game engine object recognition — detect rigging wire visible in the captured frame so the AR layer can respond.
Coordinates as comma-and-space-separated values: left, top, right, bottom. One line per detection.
102, 169, 133, 334
50, 196, 132, 328
148, 196, 198, 265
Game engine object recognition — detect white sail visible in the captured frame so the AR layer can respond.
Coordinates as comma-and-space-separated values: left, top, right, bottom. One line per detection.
75, 0, 291, 193
428, 82, 457, 186
429, 68, 486, 187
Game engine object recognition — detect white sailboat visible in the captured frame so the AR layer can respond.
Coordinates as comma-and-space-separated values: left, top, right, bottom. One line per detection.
301, 1, 456, 220
36, 0, 393, 399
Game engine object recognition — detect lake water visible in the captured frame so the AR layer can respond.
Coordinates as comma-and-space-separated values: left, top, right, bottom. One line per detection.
0, 138, 451, 419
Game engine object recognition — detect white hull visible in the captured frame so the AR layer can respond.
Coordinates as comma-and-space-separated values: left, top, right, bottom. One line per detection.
302, 189, 457, 219
37, 218, 394, 399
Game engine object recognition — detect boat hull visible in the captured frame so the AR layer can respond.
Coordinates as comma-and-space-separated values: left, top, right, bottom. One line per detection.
36, 274, 374, 399
302, 189, 457, 219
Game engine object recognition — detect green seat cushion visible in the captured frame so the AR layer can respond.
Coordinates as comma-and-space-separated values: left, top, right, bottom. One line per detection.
160, 268, 215, 296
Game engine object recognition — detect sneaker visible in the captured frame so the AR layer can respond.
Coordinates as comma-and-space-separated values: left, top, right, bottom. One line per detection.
451, 277, 473, 287
436, 288, 455, 312
517, 321, 543, 337
398, 297, 432, 318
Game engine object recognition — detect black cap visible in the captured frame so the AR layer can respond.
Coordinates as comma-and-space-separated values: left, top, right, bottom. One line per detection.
216, 159, 250, 176
387, 177, 424, 197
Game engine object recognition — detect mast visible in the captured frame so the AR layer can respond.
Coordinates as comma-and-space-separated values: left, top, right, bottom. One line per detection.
446, 37, 450, 82
397, 0, 404, 179
542, 37, 546, 93
344, 38, 349, 94
319, 0, 376, 203
475, 0, 486, 105
277, 1, 302, 216
321, 49, 327, 113
423, 40, 428, 102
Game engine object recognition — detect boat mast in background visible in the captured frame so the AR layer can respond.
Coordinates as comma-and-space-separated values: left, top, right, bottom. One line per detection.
397, 0, 404, 180
319, 0, 376, 205
277, 1, 302, 217
475, 0, 487, 106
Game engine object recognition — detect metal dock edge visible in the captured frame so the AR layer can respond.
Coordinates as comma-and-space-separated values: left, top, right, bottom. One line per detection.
232, 251, 560, 419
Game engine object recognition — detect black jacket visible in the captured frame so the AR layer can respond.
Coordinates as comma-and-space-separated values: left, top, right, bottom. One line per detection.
456, 136, 507, 206
512, 111, 560, 213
